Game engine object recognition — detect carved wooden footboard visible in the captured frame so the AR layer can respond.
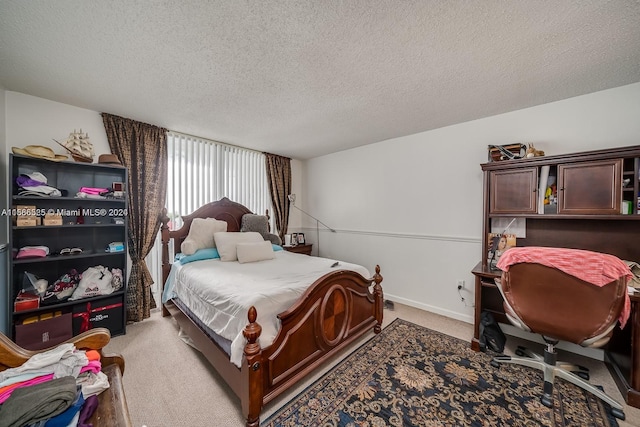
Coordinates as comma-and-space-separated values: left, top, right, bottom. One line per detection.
242, 266, 383, 424
160, 198, 384, 426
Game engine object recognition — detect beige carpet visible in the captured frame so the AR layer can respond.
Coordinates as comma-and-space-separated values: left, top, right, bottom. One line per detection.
105, 303, 640, 427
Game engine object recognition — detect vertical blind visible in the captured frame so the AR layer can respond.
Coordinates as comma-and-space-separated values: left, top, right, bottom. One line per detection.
147, 131, 272, 302
165, 131, 272, 229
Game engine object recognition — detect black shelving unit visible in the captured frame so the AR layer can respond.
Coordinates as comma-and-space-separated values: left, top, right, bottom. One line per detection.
8, 154, 128, 342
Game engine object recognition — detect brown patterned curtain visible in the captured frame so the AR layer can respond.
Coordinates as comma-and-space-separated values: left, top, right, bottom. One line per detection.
101, 113, 167, 323
265, 153, 291, 241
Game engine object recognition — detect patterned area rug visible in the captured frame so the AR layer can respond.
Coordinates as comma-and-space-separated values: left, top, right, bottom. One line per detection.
263, 318, 618, 427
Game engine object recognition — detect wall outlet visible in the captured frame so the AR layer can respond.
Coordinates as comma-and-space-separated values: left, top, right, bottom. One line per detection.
456, 280, 465, 290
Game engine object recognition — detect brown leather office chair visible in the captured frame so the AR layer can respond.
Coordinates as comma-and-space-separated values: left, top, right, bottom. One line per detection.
490, 247, 630, 421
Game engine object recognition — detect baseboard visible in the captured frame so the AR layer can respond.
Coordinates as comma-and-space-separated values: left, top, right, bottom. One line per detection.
384, 294, 474, 324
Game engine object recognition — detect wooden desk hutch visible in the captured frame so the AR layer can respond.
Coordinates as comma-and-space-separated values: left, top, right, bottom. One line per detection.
471, 144, 640, 409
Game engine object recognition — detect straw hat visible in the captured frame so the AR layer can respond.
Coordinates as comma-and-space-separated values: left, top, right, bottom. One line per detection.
98, 154, 122, 165
12, 145, 68, 162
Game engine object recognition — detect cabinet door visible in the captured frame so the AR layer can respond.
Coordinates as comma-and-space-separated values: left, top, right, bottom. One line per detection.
557, 159, 622, 215
489, 168, 538, 214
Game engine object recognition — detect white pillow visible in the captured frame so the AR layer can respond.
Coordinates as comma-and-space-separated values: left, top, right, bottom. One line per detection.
213, 231, 264, 262
236, 241, 275, 264
181, 218, 228, 255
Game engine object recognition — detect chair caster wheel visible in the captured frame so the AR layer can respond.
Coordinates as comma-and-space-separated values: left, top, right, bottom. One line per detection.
610, 408, 625, 420
575, 371, 589, 381
490, 360, 500, 368
541, 395, 553, 408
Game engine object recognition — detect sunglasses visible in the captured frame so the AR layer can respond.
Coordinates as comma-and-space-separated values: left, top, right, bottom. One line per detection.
59, 247, 83, 255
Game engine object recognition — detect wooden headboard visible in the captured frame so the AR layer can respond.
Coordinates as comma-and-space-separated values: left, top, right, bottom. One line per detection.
160, 198, 253, 283
161, 197, 251, 251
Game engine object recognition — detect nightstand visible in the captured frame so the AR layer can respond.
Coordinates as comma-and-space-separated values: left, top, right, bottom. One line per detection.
284, 244, 313, 255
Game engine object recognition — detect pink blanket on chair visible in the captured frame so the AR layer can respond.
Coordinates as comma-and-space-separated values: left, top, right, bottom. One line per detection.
497, 246, 632, 328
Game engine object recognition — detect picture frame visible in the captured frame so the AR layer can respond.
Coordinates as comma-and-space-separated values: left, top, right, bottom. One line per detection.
297, 233, 305, 245
291, 233, 298, 246
112, 181, 125, 198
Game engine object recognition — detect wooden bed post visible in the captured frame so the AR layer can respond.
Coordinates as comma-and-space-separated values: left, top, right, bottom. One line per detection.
373, 265, 384, 333
160, 209, 171, 317
241, 306, 263, 427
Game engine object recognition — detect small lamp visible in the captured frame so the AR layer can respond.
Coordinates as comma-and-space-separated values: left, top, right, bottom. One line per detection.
288, 194, 336, 256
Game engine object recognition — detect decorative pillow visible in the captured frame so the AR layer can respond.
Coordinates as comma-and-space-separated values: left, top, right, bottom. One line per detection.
241, 214, 270, 238
180, 248, 220, 265
236, 241, 275, 264
181, 218, 228, 255
241, 214, 283, 245
213, 231, 264, 262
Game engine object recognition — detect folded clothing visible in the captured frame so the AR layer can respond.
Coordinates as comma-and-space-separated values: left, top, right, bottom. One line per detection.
16, 246, 50, 259
43, 387, 84, 427
0, 354, 100, 404
77, 371, 109, 398
75, 192, 106, 199
0, 373, 54, 404
0, 343, 87, 385
0, 376, 76, 427
16, 173, 62, 197
78, 187, 109, 195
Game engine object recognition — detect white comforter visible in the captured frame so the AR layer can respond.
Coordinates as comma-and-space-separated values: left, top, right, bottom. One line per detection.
163, 250, 370, 367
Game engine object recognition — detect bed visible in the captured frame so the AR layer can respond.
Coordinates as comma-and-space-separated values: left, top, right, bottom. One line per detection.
160, 197, 383, 426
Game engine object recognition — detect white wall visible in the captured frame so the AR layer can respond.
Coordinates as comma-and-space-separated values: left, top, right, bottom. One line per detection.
5, 92, 111, 159
303, 82, 640, 324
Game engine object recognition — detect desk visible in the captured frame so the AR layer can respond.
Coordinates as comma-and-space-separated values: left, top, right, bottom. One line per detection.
471, 262, 640, 408
606, 292, 640, 408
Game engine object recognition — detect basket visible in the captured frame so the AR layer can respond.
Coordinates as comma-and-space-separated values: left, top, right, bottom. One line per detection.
488, 144, 526, 162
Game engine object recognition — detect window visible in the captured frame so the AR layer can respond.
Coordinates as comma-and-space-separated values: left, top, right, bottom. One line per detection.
147, 132, 272, 303
165, 131, 272, 229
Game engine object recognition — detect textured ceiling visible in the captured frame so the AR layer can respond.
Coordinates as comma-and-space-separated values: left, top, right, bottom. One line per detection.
1, 1, 639, 159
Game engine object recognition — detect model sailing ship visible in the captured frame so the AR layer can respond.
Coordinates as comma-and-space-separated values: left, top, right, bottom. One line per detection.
54, 129, 95, 162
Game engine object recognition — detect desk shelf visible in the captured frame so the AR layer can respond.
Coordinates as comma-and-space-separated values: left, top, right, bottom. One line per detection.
473, 144, 640, 409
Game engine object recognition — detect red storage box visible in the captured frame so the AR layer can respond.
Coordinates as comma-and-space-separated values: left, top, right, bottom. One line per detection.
14, 291, 40, 312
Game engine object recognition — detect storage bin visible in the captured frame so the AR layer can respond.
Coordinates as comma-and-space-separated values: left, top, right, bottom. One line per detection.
15, 312, 72, 350
72, 296, 124, 335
